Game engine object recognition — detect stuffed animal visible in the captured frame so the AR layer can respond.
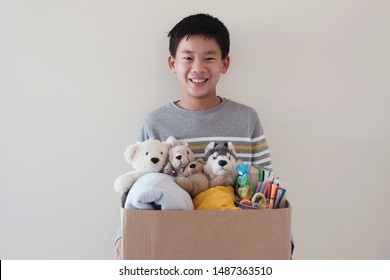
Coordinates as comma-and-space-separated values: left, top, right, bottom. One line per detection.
203, 141, 238, 187
163, 136, 195, 176
114, 139, 170, 193
175, 158, 209, 197
192, 142, 240, 210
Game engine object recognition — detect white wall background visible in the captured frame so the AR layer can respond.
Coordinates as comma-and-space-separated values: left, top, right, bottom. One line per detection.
1, 0, 389, 259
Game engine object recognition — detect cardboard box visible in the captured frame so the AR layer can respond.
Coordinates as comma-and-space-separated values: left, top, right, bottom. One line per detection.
121, 199, 292, 260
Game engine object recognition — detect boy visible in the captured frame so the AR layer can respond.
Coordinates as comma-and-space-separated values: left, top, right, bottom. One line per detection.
115, 13, 272, 259
140, 13, 272, 166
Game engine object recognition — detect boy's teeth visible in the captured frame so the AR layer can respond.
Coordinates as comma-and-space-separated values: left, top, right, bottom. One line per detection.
190, 79, 207, 83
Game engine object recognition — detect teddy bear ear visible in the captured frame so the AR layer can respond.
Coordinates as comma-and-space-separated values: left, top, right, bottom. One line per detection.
205, 142, 218, 154
159, 137, 172, 149
124, 143, 139, 163
166, 136, 180, 147
163, 142, 172, 150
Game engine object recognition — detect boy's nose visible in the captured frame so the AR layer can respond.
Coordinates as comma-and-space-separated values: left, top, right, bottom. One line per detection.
191, 60, 206, 73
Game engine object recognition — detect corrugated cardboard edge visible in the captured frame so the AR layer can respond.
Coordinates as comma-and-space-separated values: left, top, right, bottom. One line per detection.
122, 201, 292, 260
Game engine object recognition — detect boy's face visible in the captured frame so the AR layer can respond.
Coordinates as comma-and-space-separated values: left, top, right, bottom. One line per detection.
168, 35, 230, 102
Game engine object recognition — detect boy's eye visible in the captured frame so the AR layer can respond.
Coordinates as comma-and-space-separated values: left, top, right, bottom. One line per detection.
205, 57, 216, 61
183, 57, 192, 60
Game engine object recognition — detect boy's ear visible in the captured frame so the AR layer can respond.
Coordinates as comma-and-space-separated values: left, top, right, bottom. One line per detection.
221, 55, 230, 74
168, 55, 176, 73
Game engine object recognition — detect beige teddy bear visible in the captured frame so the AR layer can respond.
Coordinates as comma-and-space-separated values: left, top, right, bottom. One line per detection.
114, 139, 170, 193
175, 158, 209, 197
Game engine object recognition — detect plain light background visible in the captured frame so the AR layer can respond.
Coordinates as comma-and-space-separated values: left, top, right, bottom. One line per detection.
1, 0, 389, 259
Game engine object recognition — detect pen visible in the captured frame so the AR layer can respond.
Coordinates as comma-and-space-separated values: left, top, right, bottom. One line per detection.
269, 184, 279, 209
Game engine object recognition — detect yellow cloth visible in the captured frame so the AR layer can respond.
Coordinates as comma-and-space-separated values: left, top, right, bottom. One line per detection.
193, 186, 241, 210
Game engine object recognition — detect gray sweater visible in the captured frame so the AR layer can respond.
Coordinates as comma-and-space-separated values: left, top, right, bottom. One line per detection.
138, 98, 272, 169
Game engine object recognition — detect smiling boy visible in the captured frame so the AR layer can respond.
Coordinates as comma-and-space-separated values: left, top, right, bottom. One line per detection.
115, 13, 272, 259
168, 35, 230, 110
138, 14, 272, 167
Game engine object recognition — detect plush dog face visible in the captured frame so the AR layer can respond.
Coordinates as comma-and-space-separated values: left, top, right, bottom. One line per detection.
166, 136, 195, 173
124, 139, 170, 173
203, 142, 237, 178
167, 145, 195, 173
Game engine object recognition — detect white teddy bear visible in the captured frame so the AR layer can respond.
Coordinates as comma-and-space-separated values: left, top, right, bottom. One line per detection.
114, 139, 170, 193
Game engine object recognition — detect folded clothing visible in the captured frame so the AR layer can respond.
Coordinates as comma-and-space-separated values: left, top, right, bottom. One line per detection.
193, 186, 240, 210
124, 173, 194, 210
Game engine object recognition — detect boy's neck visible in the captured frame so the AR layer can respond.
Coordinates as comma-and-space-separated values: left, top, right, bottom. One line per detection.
176, 95, 222, 110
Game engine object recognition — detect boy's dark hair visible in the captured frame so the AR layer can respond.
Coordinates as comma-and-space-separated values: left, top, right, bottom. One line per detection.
168, 13, 230, 59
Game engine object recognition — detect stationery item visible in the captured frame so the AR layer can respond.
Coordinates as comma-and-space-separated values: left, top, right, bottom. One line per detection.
275, 187, 286, 208
255, 165, 272, 184
237, 184, 253, 199
236, 162, 253, 199
239, 198, 252, 206
255, 181, 262, 193
236, 161, 250, 176
234, 161, 287, 210
237, 174, 251, 188
269, 184, 279, 209
251, 192, 268, 209
258, 180, 266, 194
263, 180, 273, 200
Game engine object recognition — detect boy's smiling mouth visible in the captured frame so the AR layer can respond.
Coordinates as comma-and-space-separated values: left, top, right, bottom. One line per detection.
189, 78, 209, 84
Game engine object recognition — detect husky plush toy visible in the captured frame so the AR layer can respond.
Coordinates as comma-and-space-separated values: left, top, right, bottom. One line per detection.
203, 141, 238, 188
192, 141, 240, 210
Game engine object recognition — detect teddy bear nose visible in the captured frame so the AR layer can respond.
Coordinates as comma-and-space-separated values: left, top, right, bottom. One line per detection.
176, 155, 182, 160
189, 163, 196, 168
218, 160, 227, 167
151, 157, 160, 164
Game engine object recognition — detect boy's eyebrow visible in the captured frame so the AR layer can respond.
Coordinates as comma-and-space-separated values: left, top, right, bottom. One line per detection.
179, 50, 218, 55
180, 50, 193, 54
